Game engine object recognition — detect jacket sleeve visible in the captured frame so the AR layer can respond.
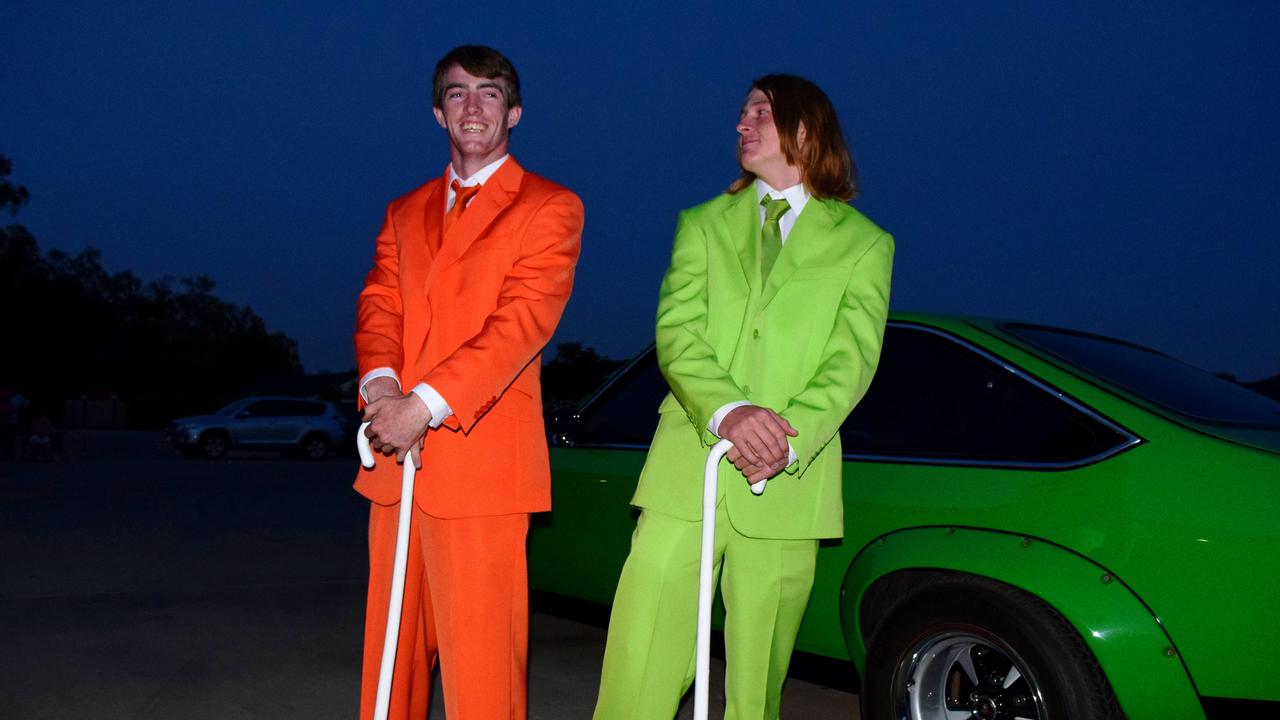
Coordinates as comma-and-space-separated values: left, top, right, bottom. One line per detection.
781, 231, 894, 475
353, 201, 405, 409
423, 190, 583, 433
655, 210, 749, 446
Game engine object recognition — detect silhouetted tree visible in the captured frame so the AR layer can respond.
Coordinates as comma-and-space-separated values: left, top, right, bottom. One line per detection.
541, 342, 627, 416
0, 156, 302, 424
0, 155, 30, 216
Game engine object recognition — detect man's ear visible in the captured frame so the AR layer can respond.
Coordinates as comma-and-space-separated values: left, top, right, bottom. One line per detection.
797, 121, 807, 148
433, 107, 447, 129
506, 105, 523, 129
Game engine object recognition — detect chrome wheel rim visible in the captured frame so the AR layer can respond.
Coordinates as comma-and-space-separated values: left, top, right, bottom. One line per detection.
202, 435, 227, 458
895, 630, 1045, 720
303, 438, 327, 459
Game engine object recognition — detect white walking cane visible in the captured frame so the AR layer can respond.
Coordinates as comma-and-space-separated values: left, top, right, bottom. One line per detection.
356, 421, 415, 720
694, 440, 767, 720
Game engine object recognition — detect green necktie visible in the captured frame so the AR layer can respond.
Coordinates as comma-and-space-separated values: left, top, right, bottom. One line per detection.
760, 195, 790, 281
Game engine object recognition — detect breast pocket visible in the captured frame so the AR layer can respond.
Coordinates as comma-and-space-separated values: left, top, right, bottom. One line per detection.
788, 266, 849, 282
456, 243, 513, 276
772, 265, 848, 310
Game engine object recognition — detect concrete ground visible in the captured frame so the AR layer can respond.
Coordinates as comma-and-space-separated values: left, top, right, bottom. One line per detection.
0, 431, 858, 719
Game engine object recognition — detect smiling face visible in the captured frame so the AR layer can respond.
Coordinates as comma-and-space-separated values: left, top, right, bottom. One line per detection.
433, 64, 523, 178
737, 87, 801, 189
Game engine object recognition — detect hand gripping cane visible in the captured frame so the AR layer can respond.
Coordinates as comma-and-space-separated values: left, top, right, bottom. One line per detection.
694, 440, 767, 720
356, 421, 415, 720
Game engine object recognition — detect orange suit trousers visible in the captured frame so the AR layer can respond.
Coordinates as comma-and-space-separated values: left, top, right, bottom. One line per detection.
359, 502, 530, 720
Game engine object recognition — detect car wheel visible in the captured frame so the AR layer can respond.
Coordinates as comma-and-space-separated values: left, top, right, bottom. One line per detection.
298, 433, 331, 461
198, 431, 229, 460
862, 574, 1121, 720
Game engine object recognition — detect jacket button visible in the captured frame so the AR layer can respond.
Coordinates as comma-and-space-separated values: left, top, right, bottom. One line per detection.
742, 384, 751, 395
752, 329, 759, 339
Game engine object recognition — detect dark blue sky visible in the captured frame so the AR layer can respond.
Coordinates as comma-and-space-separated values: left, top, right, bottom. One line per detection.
5, 2, 1278, 379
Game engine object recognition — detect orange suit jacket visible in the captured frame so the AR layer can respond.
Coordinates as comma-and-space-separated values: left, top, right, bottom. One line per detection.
353, 157, 583, 518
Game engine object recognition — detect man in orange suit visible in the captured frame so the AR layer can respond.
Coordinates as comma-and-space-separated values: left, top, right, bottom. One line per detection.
354, 45, 583, 719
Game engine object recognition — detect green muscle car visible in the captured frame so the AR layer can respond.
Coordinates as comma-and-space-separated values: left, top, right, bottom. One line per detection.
529, 314, 1280, 720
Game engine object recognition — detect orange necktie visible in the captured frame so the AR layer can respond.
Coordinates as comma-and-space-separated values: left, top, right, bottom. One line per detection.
444, 180, 481, 237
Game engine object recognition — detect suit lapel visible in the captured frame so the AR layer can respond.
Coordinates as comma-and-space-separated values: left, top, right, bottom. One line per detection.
432, 157, 524, 275
718, 189, 760, 292
420, 171, 448, 260
759, 197, 836, 311
400, 174, 448, 373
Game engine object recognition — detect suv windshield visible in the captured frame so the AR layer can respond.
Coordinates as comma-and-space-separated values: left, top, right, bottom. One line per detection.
216, 399, 251, 416
1001, 323, 1280, 429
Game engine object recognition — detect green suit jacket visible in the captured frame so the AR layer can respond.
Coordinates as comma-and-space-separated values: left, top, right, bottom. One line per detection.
631, 187, 894, 540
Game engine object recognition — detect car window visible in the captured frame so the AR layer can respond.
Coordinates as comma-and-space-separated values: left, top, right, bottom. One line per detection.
244, 399, 305, 417
570, 324, 1134, 467
239, 400, 275, 418
217, 399, 250, 416
1001, 323, 1280, 429
573, 351, 668, 447
276, 400, 325, 417
840, 324, 1133, 466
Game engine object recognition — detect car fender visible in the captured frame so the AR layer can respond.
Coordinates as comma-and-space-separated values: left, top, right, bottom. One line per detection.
839, 526, 1204, 720
200, 425, 232, 443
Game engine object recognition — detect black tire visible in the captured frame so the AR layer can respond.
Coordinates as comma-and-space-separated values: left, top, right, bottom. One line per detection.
862, 574, 1122, 720
198, 431, 230, 460
297, 433, 331, 461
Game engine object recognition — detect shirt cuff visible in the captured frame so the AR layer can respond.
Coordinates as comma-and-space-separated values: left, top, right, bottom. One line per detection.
410, 383, 452, 428
708, 400, 753, 437
787, 442, 797, 467
359, 368, 401, 402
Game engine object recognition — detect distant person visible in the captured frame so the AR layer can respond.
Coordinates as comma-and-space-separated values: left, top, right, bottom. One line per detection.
593, 75, 894, 719
354, 46, 582, 719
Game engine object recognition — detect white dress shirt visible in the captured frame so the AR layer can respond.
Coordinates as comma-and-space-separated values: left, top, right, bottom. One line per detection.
358, 155, 511, 425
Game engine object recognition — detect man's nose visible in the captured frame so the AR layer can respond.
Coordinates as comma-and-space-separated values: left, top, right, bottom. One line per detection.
737, 122, 750, 135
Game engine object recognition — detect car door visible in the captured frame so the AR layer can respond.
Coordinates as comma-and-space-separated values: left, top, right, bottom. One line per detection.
233, 399, 292, 445
532, 351, 668, 604
273, 400, 321, 445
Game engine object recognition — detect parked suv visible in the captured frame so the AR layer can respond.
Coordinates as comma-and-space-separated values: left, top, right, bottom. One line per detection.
166, 396, 349, 460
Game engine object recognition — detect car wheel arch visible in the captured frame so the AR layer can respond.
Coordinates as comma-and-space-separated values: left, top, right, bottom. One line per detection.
298, 432, 332, 460
837, 526, 1204, 720
198, 429, 231, 459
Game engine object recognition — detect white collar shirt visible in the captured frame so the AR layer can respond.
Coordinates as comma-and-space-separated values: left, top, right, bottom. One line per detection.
446, 154, 509, 212
755, 178, 810, 244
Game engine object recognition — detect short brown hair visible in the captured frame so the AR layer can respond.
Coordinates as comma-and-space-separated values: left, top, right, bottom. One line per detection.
432, 45, 521, 109
729, 74, 857, 201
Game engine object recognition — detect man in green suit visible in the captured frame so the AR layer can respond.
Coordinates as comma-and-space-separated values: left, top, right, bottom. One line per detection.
593, 75, 894, 719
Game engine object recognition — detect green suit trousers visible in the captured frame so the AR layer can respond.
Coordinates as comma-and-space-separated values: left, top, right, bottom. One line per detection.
593, 502, 818, 720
